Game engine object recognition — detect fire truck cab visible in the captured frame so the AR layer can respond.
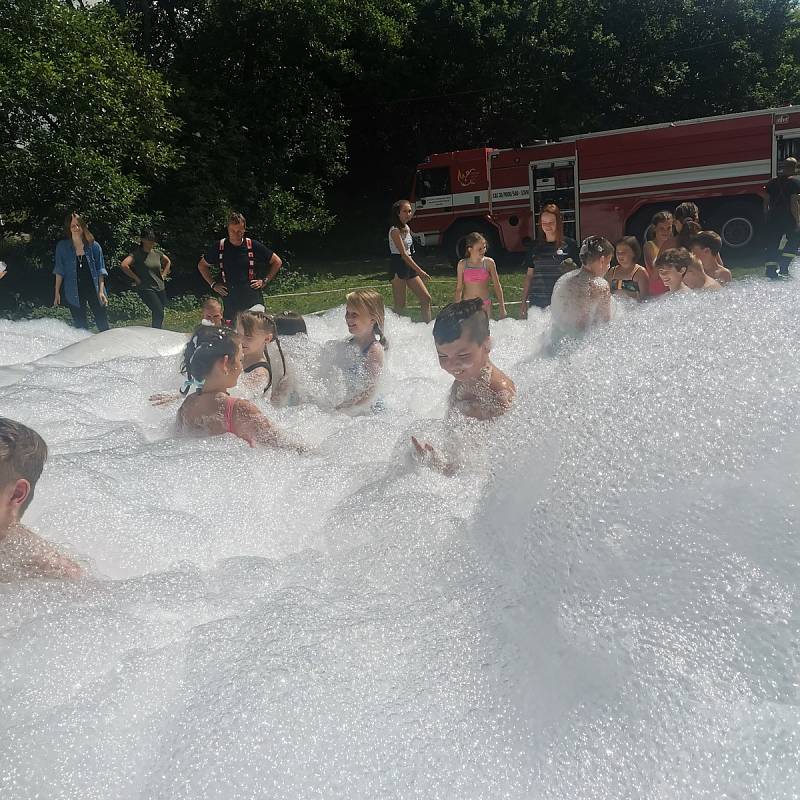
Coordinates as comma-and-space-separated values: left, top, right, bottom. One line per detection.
411, 106, 800, 263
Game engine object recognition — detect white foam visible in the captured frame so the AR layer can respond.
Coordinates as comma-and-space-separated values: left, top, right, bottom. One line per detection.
1, 285, 798, 798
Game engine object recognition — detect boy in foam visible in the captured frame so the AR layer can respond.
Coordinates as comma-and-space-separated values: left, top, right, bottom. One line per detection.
691, 231, 732, 285
412, 299, 515, 469
549, 235, 613, 338
0, 418, 83, 580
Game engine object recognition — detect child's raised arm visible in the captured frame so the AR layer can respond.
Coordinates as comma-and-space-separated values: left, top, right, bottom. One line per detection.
487, 258, 507, 319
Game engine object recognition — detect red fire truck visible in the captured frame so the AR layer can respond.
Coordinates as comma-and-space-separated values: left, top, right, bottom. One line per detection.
410, 105, 800, 262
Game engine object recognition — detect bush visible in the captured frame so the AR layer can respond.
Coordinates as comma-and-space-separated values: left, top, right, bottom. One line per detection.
105, 291, 150, 323
167, 293, 203, 312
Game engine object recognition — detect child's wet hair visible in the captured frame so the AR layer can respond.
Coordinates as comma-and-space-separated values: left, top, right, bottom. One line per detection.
181, 325, 239, 387
433, 299, 489, 345
674, 201, 700, 225
579, 235, 614, 265
0, 417, 47, 514
655, 247, 695, 272
202, 297, 222, 311
275, 311, 307, 336
236, 309, 287, 392
346, 289, 388, 349
692, 229, 722, 255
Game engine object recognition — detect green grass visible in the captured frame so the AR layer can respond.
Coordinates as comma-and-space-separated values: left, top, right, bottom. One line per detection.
110, 254, 769, 332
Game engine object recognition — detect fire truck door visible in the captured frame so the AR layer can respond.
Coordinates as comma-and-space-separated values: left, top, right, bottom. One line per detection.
528, 159, 579, 240
413, 166, 453, 213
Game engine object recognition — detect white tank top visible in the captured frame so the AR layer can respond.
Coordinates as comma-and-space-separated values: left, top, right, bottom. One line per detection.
388, 226, 413, 255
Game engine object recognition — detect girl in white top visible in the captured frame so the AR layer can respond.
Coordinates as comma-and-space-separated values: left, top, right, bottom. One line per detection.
388, 199, 432, 323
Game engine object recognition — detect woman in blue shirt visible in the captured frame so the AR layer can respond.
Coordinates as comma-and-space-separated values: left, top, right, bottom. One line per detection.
53, 213, 110, 331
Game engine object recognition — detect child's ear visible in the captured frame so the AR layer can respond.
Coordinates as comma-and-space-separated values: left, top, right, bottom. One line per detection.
485, 337, 492, 354
9, 479, 30, 514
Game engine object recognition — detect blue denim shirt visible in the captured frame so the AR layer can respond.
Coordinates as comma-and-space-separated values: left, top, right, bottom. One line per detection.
53, 239, 108, 307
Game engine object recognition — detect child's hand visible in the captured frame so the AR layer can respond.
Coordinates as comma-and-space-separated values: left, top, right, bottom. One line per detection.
411, 436, 451, 474
98, 289, 109, 306
418, 271, 431, 282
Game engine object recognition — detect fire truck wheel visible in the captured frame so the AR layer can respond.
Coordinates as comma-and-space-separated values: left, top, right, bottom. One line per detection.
712, 203, 760, 250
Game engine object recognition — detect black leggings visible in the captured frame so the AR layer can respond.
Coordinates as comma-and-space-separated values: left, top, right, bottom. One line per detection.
138, 288, 168, 328
68, 289, 110, 332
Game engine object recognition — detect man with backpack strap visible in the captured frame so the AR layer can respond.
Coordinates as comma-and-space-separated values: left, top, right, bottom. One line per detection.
198, 212, 282, 322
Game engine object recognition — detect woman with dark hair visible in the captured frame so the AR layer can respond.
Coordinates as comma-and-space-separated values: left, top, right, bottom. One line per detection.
53, 213, 110, 331
120, 229, 171, 328
519, 203, 579, 318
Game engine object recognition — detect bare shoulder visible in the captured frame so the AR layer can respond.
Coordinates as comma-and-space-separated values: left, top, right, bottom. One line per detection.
490, 366, 516, 403
590, 275, 611, 295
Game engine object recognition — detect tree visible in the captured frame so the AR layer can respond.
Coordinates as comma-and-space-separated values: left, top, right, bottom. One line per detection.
0, 0, 181, 251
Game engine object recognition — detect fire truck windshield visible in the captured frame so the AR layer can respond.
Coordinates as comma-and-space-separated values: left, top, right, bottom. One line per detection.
414, 167, 450, 199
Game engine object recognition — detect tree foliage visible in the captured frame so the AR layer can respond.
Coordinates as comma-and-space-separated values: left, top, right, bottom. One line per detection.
3, 0, 800, 267
0, 0, 180, 250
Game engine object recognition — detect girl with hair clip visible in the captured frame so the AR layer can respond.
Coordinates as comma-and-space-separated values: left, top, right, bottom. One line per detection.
455, 232, 507, 319
177, 326, 303, 450
643, 210, 673, 297
335, 289, 388, 413
388, 199, 433, 323
235, 308, 298, 406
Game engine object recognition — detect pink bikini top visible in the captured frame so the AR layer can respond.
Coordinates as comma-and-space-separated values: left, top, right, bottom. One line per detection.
463, 257, 490, 284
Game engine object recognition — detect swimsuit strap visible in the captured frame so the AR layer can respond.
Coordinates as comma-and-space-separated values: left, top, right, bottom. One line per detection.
243, 360, 270, 374
223, 395, 237, 434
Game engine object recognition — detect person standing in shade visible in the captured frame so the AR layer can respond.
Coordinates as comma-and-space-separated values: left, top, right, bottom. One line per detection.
53, 213, 109, 331
197, 212, 282, 323
763, 157, 800, 279
119, 230, 172, 328
519, 203, 580, 318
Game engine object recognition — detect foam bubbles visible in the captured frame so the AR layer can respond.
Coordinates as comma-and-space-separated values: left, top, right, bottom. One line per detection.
0, 285, 798, 798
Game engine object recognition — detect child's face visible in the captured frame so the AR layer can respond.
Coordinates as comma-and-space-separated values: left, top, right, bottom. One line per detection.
615, 243, 634, 267
655, 220, 673, 242
203, 305, 223, 326
345, 304, 374, 339
466, 239, 487, 260
398, 203, 414, 225
237, 326, 272, 357
435, 331, 490, 382
658, 266, 686, 291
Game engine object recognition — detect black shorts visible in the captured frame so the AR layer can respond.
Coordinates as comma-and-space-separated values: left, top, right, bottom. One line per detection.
390, 254, 416, 280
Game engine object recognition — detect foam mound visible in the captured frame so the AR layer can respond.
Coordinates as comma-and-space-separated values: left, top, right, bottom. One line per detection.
1, 286, 798, 798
